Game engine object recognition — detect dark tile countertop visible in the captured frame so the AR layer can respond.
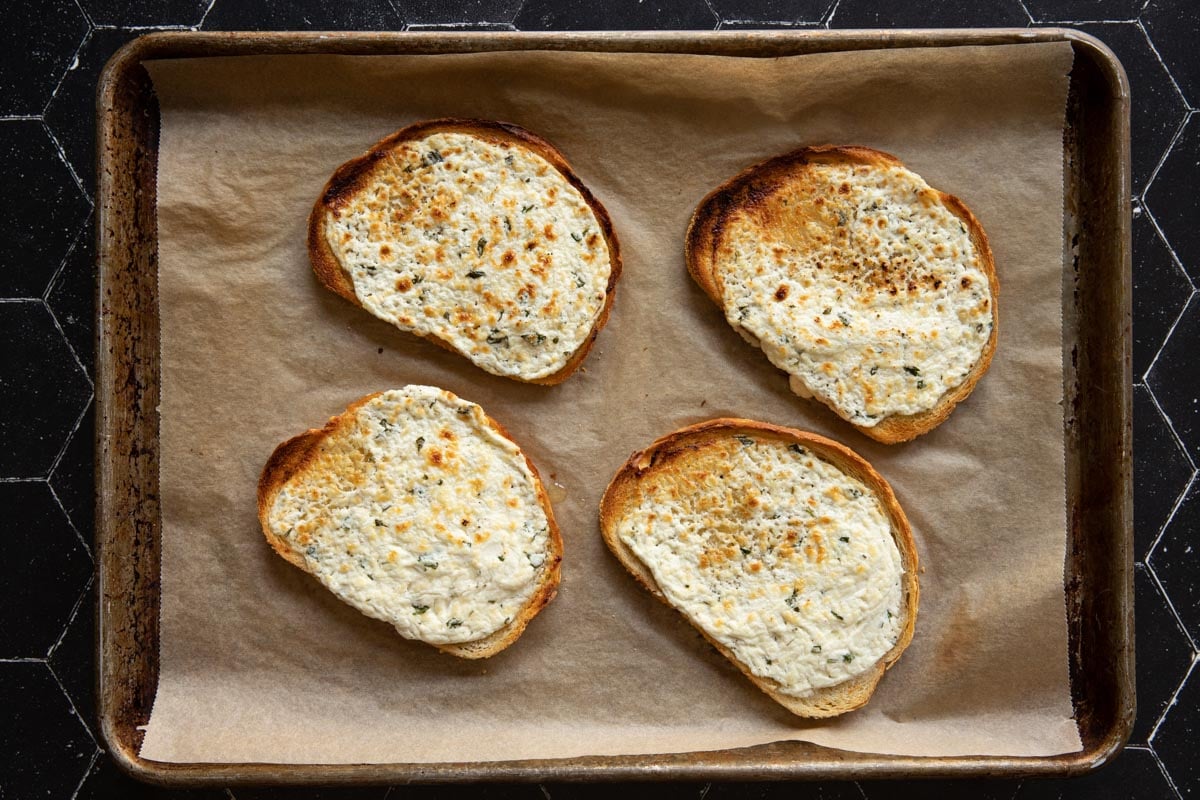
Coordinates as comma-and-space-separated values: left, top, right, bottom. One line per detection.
2, 1, 1196, 798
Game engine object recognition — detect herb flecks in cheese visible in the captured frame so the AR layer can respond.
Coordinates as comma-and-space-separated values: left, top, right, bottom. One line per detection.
266, 386, 553, 645
326, 131, 611, 380
615, 434, 904, 698
716, 162, 993, 426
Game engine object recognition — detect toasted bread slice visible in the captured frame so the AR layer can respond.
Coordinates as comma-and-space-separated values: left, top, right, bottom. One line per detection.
258, 386, 562, 659
309, 118, 620, 385
687, 145, 997, 443
600, 418, 918, 717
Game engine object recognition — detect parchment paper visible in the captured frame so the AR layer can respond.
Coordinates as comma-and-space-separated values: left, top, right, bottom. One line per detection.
141, 41, 1079, 763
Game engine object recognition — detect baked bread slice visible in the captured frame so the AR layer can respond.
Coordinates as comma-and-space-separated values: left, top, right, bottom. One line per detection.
258, 385, 562, 658
309, 118, 621, 385
687, 145, 997, 443
600, 418, 918, 717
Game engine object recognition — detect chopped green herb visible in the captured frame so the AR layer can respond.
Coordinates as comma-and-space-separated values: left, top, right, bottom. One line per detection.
785, 589, 800, 611
836, 210, 848, 226
811, 645, 822, 654
904, 366, 921, 376
839, 536, 850, 543
838, 313, 852, 327
917, 380, 925, 389
486, 331, 509, 346
417, 554, 438, 570
788, 443, 805, 455
527, 552, 546, 568
503, 216, 512, 232
521, 204, 534, 213
822, 306, 832, 315
447, 618, 463, 628
735, 434, 755, 446
424, 149, 443, 165
869, 366, 878, 375
504, 155, 514, 166
571, 231, 583, 242
456, 407, 471, 415
843, 653, 854, 663
375, 519, 385, 527
476, 237, 487, 256
415, 436, 425, 452
740, 546, 751, 556
305, 545, 317, 558
498, 554, 505, 561
412, 604, 429, 615
831, 610, 844, 621
522, 332, 546, 346
466, 270, 485, 279
575, 276, 586, 288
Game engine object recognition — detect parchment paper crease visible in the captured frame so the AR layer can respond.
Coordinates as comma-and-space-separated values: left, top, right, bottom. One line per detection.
142, 42, 1079, 763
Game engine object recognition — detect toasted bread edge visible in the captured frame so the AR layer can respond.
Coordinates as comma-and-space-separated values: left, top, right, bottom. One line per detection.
598, 417, 919, 718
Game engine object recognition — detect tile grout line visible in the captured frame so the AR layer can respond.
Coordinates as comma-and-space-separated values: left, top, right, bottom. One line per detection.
1137, 18, 1194, 112
68, 746, 101, 800
47, 479, 94, 557
821, 0, 842, 27
1146, 555, 1200, 654
46, 391, 96, 483
1015, 0, 1035, 24
43, 294, 95, 393
1146, 741, 1185, 800
0, 656, 48, 663
1142, 289, 1198, 404
1141, 110, 1192, 204
198, 0, 219, 29
42, 218, 90, 305
42, 27, 92, 119
70, 0, 94, 29
1148, 655, 1196, 790
1144, 467, 1197, 566
46, 651, 100, 749
0, 114, 43, 121
0, 476, 49, 483
1143, 204, 1196, 292
48, 576, 95, 658
1144, 373, 1198, 471
42, 121, 91, 206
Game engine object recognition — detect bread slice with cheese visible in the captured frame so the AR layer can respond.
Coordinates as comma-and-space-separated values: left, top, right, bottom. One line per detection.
309, 119, 621, 385
257, 385, 562, 658
600, 418, 918, 717
687, 145, 997, 443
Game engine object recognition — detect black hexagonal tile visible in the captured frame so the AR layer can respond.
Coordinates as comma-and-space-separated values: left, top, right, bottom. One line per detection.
46, 218, 94, 376
0, 0, 89, 116
80, 0, 211, 27
1023, 0, 1143, 22
76, 752, 227, 799
0, 302, 92, 477
0, 481, 93, 658
1153, 661, 1200, 796
711, 781, 864, 799
708, 0, 832, 24
861, 779, 1018, 799
44, 28, 142, 197
1143, 0, 1200, 111
49, 396, 95, 542
1016, 747, 1174, 798
49, 581, 96, 740
1066, 23, 1188, 195
1146, 115, 1200, 284
202, 0, 403, 30
1133, 212, 1193, 380
1149, 478, 1200, 645
0, 121, 91, 298
1147, 295, 1200, 463
1134, 385, 1193, 561
515, 0, 718, 31
829, 0, 1027, 28
1133, 564, 1194, 744
392, 0, 522, 26
0, 661, 95, 798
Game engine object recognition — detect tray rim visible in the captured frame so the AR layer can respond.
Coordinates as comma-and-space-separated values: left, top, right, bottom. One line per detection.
95, 27, 1133, 786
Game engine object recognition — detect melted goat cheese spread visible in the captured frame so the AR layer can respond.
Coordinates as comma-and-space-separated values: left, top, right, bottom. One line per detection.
266, 386, 553, 644
327, 131, 611, 380
716, 162, 993, 426
615, 434, 904, 697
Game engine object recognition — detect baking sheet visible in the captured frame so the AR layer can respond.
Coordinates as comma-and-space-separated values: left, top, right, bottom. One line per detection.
140, 41, 1079, 763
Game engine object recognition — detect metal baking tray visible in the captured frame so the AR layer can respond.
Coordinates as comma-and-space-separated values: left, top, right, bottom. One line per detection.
95, 29, 1132, 786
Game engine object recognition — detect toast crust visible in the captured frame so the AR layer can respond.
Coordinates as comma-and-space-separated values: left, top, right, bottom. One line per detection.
685, 145, 998, 444
257, 390, 563, 659
599, 418, 919, 717
308, 118, 622, 386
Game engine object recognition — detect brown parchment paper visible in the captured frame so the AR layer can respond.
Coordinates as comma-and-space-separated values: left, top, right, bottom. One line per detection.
140, 41, 1079, 763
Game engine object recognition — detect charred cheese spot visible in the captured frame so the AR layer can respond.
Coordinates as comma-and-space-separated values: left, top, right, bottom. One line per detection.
265, 386, 554, 645
613, 435, 904, 698
716, 161, 992, 425
326, 131, 612, 381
